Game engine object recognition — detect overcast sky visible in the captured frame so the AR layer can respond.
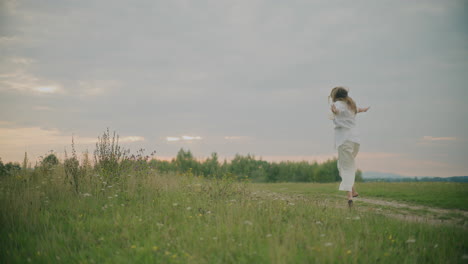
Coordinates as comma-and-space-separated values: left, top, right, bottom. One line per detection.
1, 0, 467, 177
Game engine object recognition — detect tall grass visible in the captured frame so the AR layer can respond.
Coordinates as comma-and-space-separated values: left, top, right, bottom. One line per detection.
0, 130, 466, 263
1, 166, 467, 263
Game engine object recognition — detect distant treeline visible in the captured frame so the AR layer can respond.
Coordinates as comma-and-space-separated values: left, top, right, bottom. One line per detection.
149, 149, 363, 183
363, 176, 468, 183
0, 148, 362, 183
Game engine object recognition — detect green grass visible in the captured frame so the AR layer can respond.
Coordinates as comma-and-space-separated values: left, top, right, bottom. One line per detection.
254, 182, 468, 210
1, 172, 467, 263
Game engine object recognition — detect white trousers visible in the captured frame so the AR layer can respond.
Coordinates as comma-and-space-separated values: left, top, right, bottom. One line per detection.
338, 140, 360, 191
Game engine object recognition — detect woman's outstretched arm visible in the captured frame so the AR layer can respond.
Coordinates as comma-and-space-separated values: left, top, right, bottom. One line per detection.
357, 106, 370, 113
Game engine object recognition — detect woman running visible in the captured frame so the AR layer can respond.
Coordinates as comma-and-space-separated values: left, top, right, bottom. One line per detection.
329, 87, 370, 207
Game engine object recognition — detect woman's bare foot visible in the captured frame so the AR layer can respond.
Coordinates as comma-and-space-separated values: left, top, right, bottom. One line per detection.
352, 192, 359, 197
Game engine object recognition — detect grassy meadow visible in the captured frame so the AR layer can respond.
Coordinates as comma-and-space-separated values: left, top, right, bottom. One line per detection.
254, 181, 468, 210
1, 167, 467, 263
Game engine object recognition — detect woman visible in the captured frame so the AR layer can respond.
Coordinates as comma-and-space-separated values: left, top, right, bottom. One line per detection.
329, 87, 370, 207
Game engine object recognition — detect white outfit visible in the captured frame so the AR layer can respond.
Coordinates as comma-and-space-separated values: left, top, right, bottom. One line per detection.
333, 101, 360, 149
332, 101, 360, 192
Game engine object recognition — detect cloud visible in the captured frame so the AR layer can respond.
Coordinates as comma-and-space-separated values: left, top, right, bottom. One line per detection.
421, 136, 457, 141
0, 70, 63, 94
78, 80, 121, 97
224, 136, 251, 140
166, 135, 203, 142
166, 137, 181, 142
119, 136, 145, 143
260, 154, 335, 164
0, 125, 144, 162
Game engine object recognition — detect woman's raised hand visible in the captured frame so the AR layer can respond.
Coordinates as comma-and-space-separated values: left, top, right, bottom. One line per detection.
358, 106, 370, 113
331, 104, 338, 114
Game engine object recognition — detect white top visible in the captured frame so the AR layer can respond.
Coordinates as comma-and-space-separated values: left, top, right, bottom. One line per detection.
332, 101, 360, 149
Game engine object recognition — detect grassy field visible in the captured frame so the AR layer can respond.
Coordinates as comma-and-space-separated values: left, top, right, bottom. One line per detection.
254, 181, 468, 210
1, 170, 467, 263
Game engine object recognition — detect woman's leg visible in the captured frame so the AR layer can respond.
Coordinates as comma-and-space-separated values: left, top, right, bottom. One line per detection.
338, 141, 356, 193
351, 143, 360, 197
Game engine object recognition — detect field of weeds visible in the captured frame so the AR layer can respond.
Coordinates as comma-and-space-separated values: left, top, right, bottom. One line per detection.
1, 167, 467, 263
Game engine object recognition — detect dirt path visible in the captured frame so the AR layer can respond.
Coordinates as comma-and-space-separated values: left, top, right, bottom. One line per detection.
251, 190, 468, 228
345, 195, 468, 228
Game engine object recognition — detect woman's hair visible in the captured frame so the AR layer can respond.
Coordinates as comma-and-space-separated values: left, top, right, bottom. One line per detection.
329, 86, 357, 114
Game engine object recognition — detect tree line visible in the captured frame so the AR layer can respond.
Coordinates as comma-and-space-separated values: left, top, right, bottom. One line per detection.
150, 149, 362, 183
0, 129, 362, 184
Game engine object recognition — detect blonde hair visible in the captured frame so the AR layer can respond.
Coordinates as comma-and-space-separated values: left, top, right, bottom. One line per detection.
329, 86, 357, 114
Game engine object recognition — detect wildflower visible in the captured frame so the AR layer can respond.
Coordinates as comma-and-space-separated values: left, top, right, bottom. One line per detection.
131, 245, 137, 249
173, 203, 178, 207
152, 246, 159, 251
244, 220, 253, 226
346, 250, 352, 254
353, 216, 360, 220
82, 193, 92, 197
165, 251, 171, 255
406, 238, 416, 243
266, 234, 272, 238
315, 221, 322, 225
324, 242, 333, 247
186, 207, 192, 210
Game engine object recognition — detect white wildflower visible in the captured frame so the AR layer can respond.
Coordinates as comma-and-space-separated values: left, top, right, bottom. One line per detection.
324, 242, 333, 247
406, 238, 416, 243
244, 220, 253, 226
